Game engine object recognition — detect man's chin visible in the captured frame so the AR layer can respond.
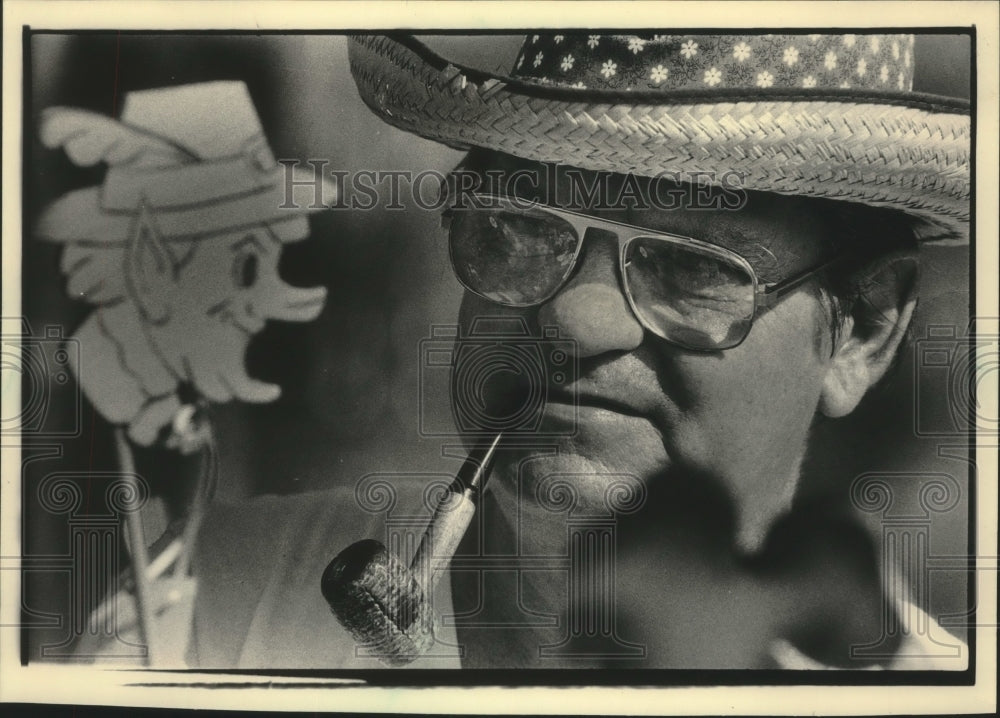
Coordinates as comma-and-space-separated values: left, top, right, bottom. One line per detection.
474, 437, 671, 560
492, 430, 670, 514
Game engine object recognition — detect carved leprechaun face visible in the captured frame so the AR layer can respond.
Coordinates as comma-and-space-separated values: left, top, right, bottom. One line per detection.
126, 213, 327, 404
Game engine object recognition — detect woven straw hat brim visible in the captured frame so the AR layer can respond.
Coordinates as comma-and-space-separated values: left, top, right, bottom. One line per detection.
348, 34, 971, 245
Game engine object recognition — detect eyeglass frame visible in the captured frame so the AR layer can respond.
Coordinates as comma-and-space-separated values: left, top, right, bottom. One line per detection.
442, 192, 845, 351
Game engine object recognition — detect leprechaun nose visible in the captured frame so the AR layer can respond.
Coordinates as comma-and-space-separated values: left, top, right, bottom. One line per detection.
264, 284, 327, 322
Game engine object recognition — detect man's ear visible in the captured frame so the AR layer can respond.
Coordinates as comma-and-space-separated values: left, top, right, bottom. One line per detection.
819, 252, 919, 418
124, 204, 176, 324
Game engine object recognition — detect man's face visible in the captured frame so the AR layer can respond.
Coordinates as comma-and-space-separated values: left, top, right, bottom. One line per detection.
454, 155, 843, 551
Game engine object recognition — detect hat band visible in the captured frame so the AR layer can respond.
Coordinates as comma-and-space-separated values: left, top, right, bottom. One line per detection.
102, 154, 278, 211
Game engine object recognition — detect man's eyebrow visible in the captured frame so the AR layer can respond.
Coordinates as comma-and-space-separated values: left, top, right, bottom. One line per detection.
701, 226, 776, 264
703, 224, 756, 250
735, 239, 779, 269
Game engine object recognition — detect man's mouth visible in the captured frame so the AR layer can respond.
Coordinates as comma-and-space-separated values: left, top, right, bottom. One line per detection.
546, 386, 649, 420
464, 354, 670, 449
526, 385, 664, 446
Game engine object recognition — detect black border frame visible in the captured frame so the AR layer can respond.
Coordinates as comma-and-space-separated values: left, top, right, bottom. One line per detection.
18, 25, 978, 690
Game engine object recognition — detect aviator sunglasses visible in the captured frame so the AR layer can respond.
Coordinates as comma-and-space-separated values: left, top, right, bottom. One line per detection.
443, 193, 843, 351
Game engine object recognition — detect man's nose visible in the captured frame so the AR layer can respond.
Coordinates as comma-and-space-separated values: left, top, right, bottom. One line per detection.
536, 233, 644, 358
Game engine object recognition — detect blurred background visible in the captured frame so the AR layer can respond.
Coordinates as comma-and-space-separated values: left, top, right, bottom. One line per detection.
20, 32, 972, 660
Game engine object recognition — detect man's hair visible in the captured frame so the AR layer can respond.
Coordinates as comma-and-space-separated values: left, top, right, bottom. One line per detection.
807, 199, 921, 387
810, 201, 919, 320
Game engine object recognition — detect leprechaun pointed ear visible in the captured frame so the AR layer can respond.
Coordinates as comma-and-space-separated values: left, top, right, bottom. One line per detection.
124, 203, 176, 324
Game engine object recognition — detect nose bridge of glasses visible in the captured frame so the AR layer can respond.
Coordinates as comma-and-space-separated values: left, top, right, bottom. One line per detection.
580, 224, 622, 245
560, 221, 627, 285
559, 210, 644, 268
554, 213, 666, 324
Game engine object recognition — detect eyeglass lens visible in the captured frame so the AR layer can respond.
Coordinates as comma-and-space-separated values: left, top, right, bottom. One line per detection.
624, 238, 755, 349
449, 202, 580, 305
448, 199, 757, 350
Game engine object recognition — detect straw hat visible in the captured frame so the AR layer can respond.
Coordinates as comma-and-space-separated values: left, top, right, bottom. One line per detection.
38, 81, 336, 244
348, 33, 970, 244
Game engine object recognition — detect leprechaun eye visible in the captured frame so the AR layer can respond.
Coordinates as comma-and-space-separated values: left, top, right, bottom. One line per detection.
232, 250, 259, 289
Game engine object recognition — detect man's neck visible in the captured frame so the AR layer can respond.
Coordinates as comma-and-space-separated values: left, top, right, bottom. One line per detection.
450, 459, 808, 668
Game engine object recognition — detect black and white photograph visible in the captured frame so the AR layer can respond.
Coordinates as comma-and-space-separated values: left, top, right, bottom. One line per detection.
1, 0, 996, 714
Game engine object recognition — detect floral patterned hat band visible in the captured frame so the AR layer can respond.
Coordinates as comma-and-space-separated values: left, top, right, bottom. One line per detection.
513, 33, 916, 92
